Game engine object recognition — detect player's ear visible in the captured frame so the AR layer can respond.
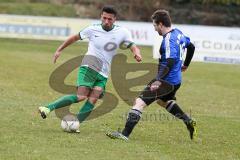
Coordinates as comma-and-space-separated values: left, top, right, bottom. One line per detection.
159, 22, 164, 28
112, 15, 116, 21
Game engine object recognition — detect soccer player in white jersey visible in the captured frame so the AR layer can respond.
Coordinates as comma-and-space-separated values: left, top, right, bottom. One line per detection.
39, 6, 142, 126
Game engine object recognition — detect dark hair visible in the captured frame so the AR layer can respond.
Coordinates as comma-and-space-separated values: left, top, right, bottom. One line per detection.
101, 5, 117, 16
151, 9, 171, 27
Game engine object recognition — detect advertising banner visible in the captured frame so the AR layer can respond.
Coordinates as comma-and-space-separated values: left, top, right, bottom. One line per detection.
153, 24, 240, 64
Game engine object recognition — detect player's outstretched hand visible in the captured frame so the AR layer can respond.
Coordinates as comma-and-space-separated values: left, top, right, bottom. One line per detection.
53, 51, 61, 63
181, 65, 188, 72
150, 80, 162, 91
134, 53, 142, 62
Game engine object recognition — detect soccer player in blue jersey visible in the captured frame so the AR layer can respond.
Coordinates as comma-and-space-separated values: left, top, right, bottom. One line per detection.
107, 9, 196, 140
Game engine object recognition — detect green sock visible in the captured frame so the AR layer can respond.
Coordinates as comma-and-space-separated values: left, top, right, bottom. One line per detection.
77, 101, 94, 123
47, 94, 79, 111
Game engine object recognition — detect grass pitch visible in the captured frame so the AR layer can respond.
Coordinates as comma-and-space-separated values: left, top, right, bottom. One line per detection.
0, 38, 240, 160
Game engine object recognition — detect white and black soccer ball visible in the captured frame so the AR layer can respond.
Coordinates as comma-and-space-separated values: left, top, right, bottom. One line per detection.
61, 114, 80, 133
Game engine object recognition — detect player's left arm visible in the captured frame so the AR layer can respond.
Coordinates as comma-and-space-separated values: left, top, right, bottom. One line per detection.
122, 28, 142, 62
130, 44, 142, 62
150, 58, 174, 91
182, 42, 195, 72
156, 58, 174, 80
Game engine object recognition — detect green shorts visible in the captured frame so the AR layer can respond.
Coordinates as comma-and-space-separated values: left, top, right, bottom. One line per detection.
77, 66, 108, 91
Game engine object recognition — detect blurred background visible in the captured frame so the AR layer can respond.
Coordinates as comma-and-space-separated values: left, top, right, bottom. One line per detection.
0, 0, 239, 26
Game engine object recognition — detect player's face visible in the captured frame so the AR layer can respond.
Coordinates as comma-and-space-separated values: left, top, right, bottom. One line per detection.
101, 12, 116, 30
153, 21, 163, 36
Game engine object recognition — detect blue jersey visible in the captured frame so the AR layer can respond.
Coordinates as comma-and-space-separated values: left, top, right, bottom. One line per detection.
158, 28, 190, 85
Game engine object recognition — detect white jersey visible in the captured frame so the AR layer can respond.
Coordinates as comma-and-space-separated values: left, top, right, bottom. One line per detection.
79, 24, 134, 78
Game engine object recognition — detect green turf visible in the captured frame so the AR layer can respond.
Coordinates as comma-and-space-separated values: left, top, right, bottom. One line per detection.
0, 38, 240, 160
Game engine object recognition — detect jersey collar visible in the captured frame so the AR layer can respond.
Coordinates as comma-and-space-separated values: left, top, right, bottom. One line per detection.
101, 24, 115, 32
163, 28, 174, 37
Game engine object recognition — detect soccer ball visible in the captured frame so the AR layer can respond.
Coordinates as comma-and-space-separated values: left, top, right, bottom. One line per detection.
61, 114, 80, 133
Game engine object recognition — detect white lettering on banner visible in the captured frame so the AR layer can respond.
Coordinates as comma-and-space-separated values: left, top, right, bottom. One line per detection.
190, 39, 240, 64
193, 39, 240, 53
27, 27, 32, 34
113, 21, 155, 45
0, 23, 70, 36
130, 29, 148, 41
0, 14, 90, 40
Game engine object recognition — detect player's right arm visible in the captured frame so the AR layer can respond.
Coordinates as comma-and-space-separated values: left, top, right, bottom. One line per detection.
53, 34, 81, 63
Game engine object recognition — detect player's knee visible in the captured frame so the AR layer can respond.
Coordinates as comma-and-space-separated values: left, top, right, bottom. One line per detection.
132, 98, 147, 112
165, 100, 176, 110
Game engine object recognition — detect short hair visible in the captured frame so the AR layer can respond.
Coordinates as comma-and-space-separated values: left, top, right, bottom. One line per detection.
151, 10, 171, 27
101, 5, 117, 16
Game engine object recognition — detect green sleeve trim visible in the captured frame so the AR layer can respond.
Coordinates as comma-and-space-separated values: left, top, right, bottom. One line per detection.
127, 42, 134, 48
